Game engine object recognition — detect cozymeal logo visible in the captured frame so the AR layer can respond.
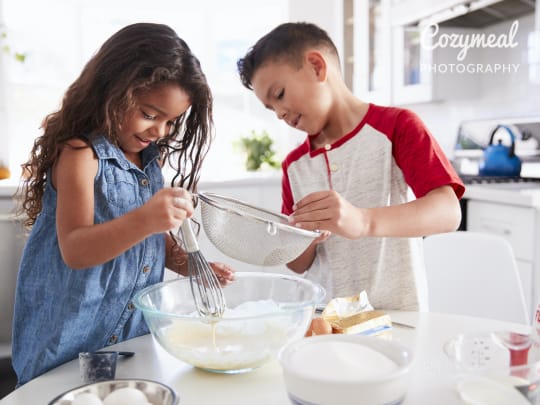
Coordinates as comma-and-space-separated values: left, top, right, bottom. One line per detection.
420, 20, 520, 74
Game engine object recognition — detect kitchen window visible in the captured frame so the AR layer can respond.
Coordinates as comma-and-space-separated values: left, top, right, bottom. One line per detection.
0, 0, 290, 181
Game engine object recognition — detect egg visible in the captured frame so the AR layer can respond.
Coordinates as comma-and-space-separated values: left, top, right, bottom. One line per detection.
72, 392, 103, 405
305, 317, 332, 337
103, 387, 148, 405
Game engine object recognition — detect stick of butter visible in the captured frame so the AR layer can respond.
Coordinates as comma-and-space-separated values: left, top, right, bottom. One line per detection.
325, 310, 392, 336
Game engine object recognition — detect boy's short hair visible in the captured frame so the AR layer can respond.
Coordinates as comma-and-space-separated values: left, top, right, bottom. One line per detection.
237, 22, 339, 90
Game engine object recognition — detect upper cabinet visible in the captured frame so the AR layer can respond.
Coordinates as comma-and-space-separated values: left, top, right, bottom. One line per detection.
391, 21, 482, 104
344, 0, 392, 104
389, 0, 470, 26
344, 0, 483, 105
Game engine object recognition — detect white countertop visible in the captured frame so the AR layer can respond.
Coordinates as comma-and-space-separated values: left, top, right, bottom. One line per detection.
0, 172, 281, 199
7, 173, 540, 209
464, 182, 540, 208
0, 311, 532, 405
0, 180, 19, 199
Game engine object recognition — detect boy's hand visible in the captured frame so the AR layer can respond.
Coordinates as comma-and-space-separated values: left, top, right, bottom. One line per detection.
288, 190, 366, 239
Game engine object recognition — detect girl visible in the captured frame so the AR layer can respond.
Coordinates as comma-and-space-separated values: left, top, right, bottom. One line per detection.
12, 22, 234, 386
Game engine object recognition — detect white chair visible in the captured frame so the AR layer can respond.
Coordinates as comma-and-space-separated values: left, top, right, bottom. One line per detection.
423, 231, 529, 325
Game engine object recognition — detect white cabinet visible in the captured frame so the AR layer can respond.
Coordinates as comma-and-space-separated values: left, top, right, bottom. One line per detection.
0, 188, 26, 357
389, 0, 470, 27
390, 23, 481, 104
466, 200, 537, 319
344, 0, 482, 105
347, 0, 392, 104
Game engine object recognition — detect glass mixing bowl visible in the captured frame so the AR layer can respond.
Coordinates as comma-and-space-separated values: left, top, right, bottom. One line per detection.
134, 272, 325, 374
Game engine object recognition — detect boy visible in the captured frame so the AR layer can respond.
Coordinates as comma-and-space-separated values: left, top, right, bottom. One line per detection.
237, 22, 464, 310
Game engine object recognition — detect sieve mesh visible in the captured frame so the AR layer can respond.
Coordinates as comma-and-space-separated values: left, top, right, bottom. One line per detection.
197, 192, 319, 266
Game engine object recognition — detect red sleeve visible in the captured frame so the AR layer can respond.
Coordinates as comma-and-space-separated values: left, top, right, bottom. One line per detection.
380, 108, 465, 199
280, 139, 310, 215
281, 162, 294, 215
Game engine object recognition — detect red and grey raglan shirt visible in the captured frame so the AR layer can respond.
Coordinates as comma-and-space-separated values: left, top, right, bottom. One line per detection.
281, 103, 465, 310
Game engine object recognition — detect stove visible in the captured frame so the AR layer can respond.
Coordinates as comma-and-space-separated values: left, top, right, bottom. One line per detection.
452, 115, 540, 229
459, 175, 540, 185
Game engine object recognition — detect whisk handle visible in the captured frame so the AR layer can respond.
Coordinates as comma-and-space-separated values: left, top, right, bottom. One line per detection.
179, 218, 199, 253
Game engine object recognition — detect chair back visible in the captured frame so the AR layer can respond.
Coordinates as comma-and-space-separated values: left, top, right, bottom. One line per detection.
423, 231, 529, 325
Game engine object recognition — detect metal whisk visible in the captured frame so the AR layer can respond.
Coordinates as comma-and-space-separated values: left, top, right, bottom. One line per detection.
179, 218, 226, 318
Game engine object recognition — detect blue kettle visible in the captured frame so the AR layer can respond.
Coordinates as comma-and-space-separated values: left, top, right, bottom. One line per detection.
478, 125, 522, 177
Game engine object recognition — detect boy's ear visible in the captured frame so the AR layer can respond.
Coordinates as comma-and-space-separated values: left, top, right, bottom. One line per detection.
305, 51, 327, 82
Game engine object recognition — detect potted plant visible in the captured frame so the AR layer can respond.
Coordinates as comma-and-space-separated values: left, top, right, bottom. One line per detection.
1, 30, 26, 62
236, 130, 280, 171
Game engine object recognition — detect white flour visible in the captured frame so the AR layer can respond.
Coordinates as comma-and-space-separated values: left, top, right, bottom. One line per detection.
288, 340, 399, 380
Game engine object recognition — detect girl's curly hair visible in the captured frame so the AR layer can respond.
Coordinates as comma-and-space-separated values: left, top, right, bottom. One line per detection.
18, 23, 213, 228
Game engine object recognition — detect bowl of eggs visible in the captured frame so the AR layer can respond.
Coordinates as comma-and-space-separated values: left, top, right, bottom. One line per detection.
133, 272, 325, 374
278, 334, 413, 405
48, 379, 177, 405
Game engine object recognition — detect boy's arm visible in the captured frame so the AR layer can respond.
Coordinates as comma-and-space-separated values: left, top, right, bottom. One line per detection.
289, 185, 461, 239
362, 185, 461, 237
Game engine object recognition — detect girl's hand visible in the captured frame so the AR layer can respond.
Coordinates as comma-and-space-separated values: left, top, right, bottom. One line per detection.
209, 262, 236, 286
288, 190, 367, 239
313, 230, 332, 244
142, 187, 194, 234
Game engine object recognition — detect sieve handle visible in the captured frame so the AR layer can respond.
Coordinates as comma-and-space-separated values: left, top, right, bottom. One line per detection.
179, 218, 199, 253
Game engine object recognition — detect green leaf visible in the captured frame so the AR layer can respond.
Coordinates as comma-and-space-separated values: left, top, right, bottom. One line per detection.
236, 129, 279, 171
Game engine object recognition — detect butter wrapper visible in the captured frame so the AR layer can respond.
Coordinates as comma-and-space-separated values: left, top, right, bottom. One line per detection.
322, 291, 373, 323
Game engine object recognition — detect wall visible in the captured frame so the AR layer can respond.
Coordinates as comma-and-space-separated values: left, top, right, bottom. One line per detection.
404, 14, 540, 158
289, 0, 344, 58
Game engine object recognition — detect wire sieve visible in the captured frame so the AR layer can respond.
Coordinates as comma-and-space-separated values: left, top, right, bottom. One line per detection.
196, 192, 320, 266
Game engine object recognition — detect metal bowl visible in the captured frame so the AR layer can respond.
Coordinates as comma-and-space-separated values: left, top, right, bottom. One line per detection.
48, 379, 178, 405
196, 192, 319, 266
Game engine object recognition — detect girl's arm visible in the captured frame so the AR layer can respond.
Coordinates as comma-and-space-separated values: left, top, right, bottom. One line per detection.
164, 226, 236, 284
53, 140, 193, 269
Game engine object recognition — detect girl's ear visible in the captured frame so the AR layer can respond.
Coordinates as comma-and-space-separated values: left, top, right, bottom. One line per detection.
305, 51, 327, 82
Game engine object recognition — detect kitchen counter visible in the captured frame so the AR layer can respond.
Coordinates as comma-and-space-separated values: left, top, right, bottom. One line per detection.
464, 182, 540, 208
0, 311, 531, 405
0, 173, 282, 198
0, 180, 19, 198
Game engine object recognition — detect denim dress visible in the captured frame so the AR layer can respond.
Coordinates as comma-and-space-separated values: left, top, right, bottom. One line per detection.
12, 135, 166, 385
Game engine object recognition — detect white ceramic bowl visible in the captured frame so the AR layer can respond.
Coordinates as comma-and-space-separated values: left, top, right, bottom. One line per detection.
279, 334, 413, 405
48, 379, 178, 405
134, 272, 325, 374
